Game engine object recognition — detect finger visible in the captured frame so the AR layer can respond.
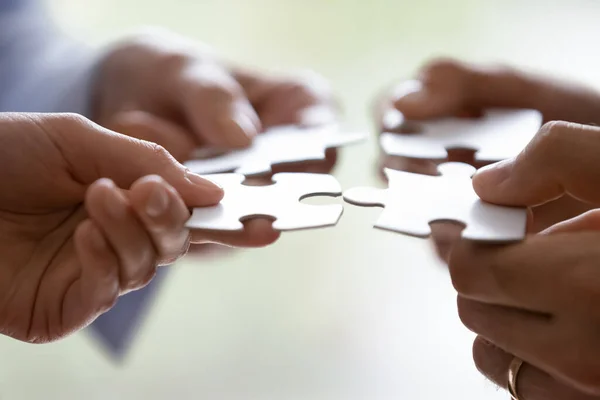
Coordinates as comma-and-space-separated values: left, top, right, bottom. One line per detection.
472, 337, 599, 400
473, 121, 600, 207
44, 113, 223, 207
67, 220, 120, 334
85, 178, 157, 293
429, 222, 465, 264
448, 231, 600, 311
388, 59, 496, 121
234, 68, 337, 128
106, 110, 196, 162
128, 175, 191, 265
541, 208, 600, 235
457, 297, 552, 370
190, 218, 280, 248
389, 58, 600, 124
176, 63, 261, 148
531, 195, 595, 233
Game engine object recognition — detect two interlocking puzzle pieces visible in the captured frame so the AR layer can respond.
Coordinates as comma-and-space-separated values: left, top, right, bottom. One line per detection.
185, 110, 543, 242
185, 125, 361, 232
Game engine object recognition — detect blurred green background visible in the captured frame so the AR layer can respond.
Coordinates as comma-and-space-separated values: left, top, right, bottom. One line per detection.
2, 0, 600, 399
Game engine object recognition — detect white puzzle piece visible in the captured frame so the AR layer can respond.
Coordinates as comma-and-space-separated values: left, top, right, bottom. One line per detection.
186, 172, 343, 231
380, 109, 542, 162
343, 162, 527, 242
185, 124, 365, 176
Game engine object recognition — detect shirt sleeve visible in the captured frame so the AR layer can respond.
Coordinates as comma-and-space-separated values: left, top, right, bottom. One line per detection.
0, 0, 101, 117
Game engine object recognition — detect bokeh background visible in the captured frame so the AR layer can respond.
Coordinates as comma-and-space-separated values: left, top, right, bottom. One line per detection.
2, 0, 600, 399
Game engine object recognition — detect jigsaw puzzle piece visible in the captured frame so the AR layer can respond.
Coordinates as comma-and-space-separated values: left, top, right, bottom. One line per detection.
268, 173, 343, 230
185, 124, 365, 177
343, 163, 527, 242
461, 200, 528, 242
187, 174, 248, 231
185, 149, 255, 175
186, 172, 343, 232
344, 186, 432, 237
380, 109, 542, 163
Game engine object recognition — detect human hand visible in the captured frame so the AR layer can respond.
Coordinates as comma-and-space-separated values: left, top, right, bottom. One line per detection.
375, 59, 599, 260
449, 121, 600, 399
0, 113, 279, 343
378, 58, 600, 128
92, 28, 338, 171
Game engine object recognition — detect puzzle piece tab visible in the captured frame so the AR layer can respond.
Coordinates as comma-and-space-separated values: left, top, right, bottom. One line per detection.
344, 163, 526, 242
186, 172, 343, 231
380, 109, 542, 163
185, 124, 365, 176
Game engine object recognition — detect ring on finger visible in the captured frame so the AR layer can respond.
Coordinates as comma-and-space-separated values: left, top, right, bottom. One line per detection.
508, 357, 524, 400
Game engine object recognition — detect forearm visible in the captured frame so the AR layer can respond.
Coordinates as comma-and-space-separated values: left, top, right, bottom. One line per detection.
0, 2, 100, 117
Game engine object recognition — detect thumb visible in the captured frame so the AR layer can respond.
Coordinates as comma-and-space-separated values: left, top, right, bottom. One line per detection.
48, 114, 223, 207
472, 121, 600, 207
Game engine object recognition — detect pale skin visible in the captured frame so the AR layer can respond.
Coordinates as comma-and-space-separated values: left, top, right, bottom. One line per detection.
0, 29, 338, 343
382, 59, 600, 399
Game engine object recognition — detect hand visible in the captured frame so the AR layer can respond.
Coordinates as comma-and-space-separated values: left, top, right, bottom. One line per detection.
378, 58, 600, 127
449, 121, 600, 399
0, 113, 279, 344
375, 59, 599, 260
92, 28, 338, 170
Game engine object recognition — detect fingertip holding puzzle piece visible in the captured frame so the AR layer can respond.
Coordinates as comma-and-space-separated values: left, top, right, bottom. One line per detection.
185, 164, 527, 242
184, 115, 534, 242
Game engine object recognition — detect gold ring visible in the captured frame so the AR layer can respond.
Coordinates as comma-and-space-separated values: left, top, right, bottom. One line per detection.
508, 357, 524, 400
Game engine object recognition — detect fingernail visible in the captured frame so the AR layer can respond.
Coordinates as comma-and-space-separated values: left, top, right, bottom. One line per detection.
88, 223, 107, 251
473, 159, 514, 186
146, 184, 170, 217
103, 180, 127, 218
186, 170, 223, 192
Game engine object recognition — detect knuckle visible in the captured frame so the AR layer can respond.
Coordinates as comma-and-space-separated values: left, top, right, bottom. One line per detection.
536, 120, 571, 150
123, 263, 157, 292
158, 241, 190, 266
147, 142, 174, 163
57, 112, 90, 127
189, 69, 239, 105
448, 243, 478, 296
420, 57, 469, 80
471, 337, 499, 378
200, 82, 237, 104
456, 296, 479, 333
49, 113, 95, 136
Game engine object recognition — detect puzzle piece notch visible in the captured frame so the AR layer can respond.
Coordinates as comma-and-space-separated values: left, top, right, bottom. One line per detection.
343, 162, 527, 242
186, 172, 344, 232
380, 108, 542, 163
185, 124, 365, 176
